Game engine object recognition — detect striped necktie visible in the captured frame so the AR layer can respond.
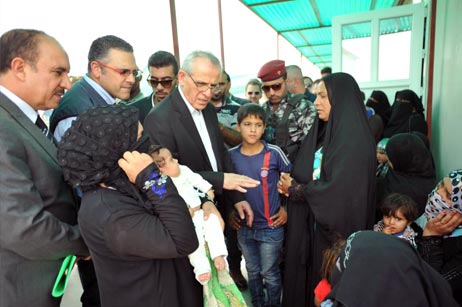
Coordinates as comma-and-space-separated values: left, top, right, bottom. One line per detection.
35, 116, 53, 141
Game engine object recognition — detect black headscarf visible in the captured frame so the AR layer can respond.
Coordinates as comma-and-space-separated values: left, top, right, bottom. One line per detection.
283, 73, 376, 307
378, 133, 436, 216
295, 72, 377, 237
366, 90, 391, 124
57, 105, 143, 194
327, 231, 458, 307
383, 89, 427, 137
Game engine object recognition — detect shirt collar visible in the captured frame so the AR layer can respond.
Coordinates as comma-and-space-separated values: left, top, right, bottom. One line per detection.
84, 75, 116, 105
0, 85, 39, 123
179, 86, 201, 115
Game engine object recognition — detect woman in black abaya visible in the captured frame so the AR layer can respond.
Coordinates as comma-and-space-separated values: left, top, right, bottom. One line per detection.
324, 231, 458, 307
377, 132, 436, 217
279, 73, 376, 307
383, 89, 427, 138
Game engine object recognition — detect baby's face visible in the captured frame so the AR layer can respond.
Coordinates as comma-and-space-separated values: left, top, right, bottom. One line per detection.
152, 148, 180, 177
376, 150, 388, 164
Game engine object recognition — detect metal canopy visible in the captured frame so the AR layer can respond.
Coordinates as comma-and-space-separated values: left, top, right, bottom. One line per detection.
240, 0, 408, 68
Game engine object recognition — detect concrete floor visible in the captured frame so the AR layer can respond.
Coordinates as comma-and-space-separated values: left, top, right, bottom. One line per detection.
60, 261, 253, 306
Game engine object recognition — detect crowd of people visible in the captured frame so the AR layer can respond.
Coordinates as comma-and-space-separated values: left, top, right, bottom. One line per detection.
1, 28, 461, 307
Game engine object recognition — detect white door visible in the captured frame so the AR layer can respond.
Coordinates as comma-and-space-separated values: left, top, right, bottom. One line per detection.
332, 3, 427, 108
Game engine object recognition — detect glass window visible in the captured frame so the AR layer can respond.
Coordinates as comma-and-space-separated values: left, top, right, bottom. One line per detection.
341, 21, 371, 82
378, 16, 412, 80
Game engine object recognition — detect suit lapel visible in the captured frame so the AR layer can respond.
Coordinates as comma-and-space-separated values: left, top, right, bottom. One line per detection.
172, 90, 214, 170
203, 105, 223, 170
0, 93, 58, 163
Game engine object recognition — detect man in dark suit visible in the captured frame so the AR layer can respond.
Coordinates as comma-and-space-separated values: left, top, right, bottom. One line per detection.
128, 50, 178, 123
49, 35, 140, 142
144, 52, 259, 287
0, 29, 89, 307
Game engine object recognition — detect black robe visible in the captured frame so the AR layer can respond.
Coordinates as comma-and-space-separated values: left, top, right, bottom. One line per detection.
327, 231, 458, 307
282, 73, 376, 307
383, 89, 428, 138
377, 132, 436, 216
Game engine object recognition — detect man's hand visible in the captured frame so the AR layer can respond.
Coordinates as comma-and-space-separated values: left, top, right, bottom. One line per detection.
118, 151, 154, 183
278, 172, 293, 197
234, 200, 254, 227
423, 211, 462, 236
202, 201, 225, 231
270, 206, 287, 227
223, 173, 260, 193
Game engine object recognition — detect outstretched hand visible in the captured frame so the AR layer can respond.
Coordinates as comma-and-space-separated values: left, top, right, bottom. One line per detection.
223, 173, 260, 193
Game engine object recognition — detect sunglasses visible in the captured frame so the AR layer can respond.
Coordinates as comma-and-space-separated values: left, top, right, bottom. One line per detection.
147, 76, 176, 89
262, 83, 283, 92
247, 91, 261, 95
95, 61, 142, 80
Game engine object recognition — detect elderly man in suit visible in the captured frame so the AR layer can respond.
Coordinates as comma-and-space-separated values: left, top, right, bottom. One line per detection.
0, 29, 89, 307
144, 51, 259, 290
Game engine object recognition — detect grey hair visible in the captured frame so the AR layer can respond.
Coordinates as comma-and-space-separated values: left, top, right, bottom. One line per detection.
181, 50, 221, 74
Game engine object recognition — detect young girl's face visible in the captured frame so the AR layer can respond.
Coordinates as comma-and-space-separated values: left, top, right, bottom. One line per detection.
376, 150, 388, 164
383, 209, 411, 234
237, 114, 265, 146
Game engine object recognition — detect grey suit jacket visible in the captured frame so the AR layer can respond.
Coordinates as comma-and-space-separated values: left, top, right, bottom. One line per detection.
0, 92, 88, 307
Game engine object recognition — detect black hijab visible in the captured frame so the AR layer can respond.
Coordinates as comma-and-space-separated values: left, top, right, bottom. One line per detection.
383, 89, 427, 137
282, 73, 377, 307
58, 105, 143, 195
327, 231, 458, 307
379, 132, 436, 215
293, 72, 377, 237
366, 90, 391, 124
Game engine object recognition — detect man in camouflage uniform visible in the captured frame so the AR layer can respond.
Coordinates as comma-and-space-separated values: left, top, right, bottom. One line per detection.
257, 60, 316, 162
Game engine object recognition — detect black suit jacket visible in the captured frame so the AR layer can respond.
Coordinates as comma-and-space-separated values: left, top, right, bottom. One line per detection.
144, 88, 244, 205
128, 93, 153, 123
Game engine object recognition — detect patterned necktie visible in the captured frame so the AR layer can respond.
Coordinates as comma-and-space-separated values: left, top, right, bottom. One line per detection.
35, 116, 53, 141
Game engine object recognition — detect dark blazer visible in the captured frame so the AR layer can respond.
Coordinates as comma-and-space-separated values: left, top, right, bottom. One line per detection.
0, 92, 88, 307
49, 77, 108, 134
128, 93, 153, 123
144, 88, 244, 204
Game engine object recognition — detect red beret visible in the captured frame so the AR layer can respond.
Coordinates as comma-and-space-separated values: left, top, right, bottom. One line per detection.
257, 60, 286, 82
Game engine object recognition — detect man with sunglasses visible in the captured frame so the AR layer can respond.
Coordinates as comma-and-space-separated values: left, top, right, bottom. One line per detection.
49, 35, 140, 141
258, 59, 316, 163
129, 51, 178, 123
210, 70, 242, 148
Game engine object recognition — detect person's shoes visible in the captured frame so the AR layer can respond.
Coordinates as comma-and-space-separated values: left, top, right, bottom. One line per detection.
229, 270, 248, 291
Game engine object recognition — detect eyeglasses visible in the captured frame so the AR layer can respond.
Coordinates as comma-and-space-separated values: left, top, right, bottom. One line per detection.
247, 91, 261, 95
95, 61, 142, 80
186, 71, 221, 92
262, 83, 283, 92
147, 76, 176, 89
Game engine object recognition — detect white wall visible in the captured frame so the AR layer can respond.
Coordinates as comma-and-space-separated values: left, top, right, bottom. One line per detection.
431, 0, 462, 178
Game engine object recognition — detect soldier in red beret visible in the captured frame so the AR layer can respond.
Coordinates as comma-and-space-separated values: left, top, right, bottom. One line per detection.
257, 59, 316, 163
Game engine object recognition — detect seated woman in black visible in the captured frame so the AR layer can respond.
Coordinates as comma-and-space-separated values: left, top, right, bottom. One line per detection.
324, 231, 458, 307
377, 132, 436, 217
58, 105, 204, 307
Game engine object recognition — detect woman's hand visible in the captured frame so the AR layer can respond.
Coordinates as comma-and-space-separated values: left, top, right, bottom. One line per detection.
118, 151, 154, 183
278, 172, 293, 197
423, 211, 462, 236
